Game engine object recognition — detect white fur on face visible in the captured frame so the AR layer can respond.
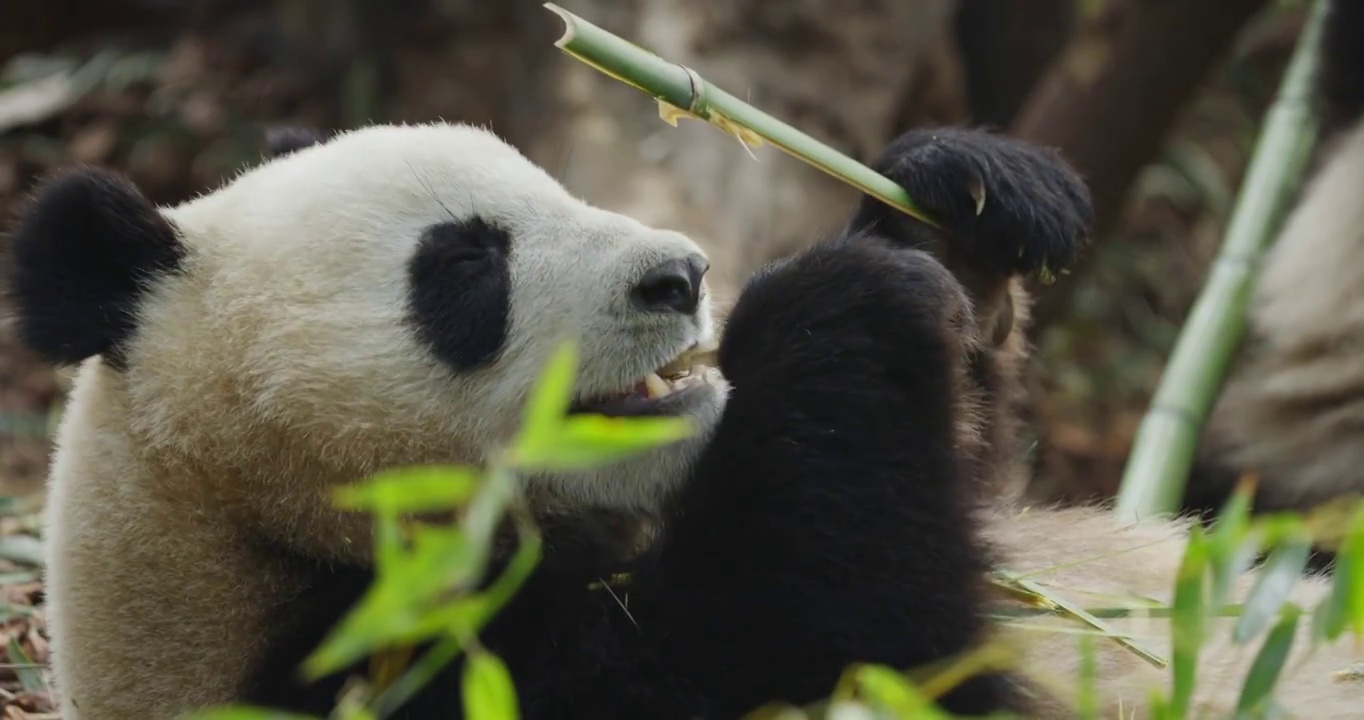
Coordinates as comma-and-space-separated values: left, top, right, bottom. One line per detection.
124, 122, 724, 516
40, 123, 732, 719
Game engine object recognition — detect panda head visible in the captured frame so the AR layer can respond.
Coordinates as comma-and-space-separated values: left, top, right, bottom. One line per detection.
8, 122, 725, 515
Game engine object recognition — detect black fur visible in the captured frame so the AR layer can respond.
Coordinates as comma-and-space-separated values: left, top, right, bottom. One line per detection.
6, 167, 185, 369
407, 218, 513, 371
243, 127, 1090, 718
264, 126, 328, 158
1320, 0, 1364, 134
851, 127, 1091, 499
847, 127, 1090, 282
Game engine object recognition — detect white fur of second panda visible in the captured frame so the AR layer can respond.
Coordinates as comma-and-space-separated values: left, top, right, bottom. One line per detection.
990, 506, 1360, 718
1199, 121, 1364, 510
1189, 0, 1364, 516
18, 121, 1362, 720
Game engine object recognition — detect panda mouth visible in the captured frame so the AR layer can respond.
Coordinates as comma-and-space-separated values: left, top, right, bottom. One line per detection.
569, 340, 720, 417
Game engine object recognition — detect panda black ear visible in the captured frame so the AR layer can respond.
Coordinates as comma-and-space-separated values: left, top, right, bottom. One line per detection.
7, 167, 185, 367
264, 126, 327, 158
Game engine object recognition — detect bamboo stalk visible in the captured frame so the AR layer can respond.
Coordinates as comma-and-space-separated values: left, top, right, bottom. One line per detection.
543, 3, 944, 233
1114, 0, 1331, 521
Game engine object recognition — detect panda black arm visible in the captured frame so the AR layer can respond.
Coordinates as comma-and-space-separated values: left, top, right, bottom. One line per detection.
634, 237, 1018, 717
609, 129, 1086, 717
478, 128, 1088, 719
469, 239, 1016, 720
847, 127, 1091, 344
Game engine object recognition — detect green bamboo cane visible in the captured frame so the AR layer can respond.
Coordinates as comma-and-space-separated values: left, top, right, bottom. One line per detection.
543, 3, 947, 237
1115, 0, 1330, 522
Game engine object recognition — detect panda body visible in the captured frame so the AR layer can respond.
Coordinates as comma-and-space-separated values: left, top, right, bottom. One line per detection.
10, 119, 1361, 720
1188, 0, 1364, 519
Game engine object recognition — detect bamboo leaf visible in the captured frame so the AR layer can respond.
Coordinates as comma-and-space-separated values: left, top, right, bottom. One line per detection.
370, 637, 465, 718
1234, 533, 1310, 644
0, 534, 44, 567
302, 525, 479, 678
514, 413, 694, 471
1171, 528, 1209, 716
510, 339, 579, 462
1318, 505, 1364, 642
5, 636, 43, 693
1210, 475, 1259, 610
845, 665, 950, 718
1344, 509, 1364, 638
462, 651, 521, 720
1234, 605, 1301, 719
1075, 634, 1098, 720
334, 465, 479, 514
992, 570, 1166, 668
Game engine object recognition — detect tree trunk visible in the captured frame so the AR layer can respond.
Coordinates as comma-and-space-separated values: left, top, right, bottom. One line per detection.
955, 0, 1076, 128
1013, 0, 1270, 336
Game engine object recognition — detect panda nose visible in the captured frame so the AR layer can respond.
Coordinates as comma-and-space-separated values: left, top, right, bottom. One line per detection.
632, 254, 709, 315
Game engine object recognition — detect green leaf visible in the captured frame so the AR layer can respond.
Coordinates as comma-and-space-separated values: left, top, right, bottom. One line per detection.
1147, 689, 1171, 720
1341, 507, 1364, 638
334, 702, 377, 720
1234, 534, 1310, 644
510, 340, 579, 459
4, 637, 43, 693
0, 534, 44, 567
505, 338, 696, 472
462, 650, 521, 720
1075, 634, 1097, 720
1235, 605, 1301, 719
847, 665, 949, 718
373, 511, 405, 574
1312, 508, 1364, 644
304, 526, 480, 678
479, 521, 543, 616
1210, 479, 1257, 609
514, 413, 694, 471
301, 596, 414, 680
1303, 512, 1358, 640
334, 465, 479, 514
1170, 527, 1209, 716
370, 637, 466, 718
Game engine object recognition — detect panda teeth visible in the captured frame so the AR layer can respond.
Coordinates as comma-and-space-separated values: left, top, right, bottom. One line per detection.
657, 340, 720, 377
644, 373, 673, 399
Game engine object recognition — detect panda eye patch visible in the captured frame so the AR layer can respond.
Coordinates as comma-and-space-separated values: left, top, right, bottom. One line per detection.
421, 221, 505, 259
406, 217, 512, 371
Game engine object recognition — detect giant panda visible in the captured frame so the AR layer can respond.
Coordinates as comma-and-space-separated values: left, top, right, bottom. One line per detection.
6, 116, 1360, 719
1184, 0, 1364, 528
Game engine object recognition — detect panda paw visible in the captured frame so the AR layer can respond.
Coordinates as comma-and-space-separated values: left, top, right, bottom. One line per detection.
719, 240, 972, 388
854, 127, 1093, 283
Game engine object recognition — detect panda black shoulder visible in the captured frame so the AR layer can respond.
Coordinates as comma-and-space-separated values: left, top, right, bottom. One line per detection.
6, 167, 185, 369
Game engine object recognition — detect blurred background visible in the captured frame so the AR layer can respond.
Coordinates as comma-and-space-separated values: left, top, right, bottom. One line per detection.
0, 0, 1316, 713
